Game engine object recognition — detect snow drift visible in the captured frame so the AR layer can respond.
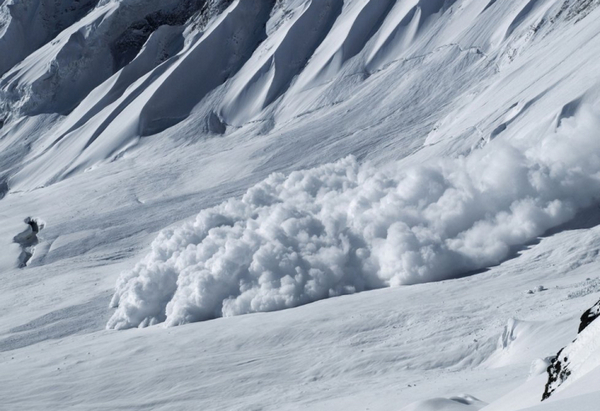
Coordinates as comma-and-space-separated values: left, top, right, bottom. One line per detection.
107, 100, 600, 329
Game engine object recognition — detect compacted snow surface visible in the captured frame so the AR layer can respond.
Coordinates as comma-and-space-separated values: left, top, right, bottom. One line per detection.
2, 0, 600, 410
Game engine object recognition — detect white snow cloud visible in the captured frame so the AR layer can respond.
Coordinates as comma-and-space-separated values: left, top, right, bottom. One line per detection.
107, 103, 600, 329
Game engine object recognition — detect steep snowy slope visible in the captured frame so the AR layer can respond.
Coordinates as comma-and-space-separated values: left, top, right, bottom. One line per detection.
0, 0, 100, 76
1, 0, 600, 410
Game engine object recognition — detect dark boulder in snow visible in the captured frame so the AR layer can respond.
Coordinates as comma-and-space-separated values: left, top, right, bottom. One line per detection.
542, 298, 600, 400
542, 346, 569, 401
578, 299, 600, 334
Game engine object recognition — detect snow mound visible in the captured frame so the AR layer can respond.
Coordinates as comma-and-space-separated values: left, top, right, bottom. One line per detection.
107, 99, 600, 329
485, 317, 570, 370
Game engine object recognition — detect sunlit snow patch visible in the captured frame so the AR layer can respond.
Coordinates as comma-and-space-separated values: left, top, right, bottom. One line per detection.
108, 102, 600, 329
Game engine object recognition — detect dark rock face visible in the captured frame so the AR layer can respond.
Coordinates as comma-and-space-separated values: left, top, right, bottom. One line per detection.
542, 347, 569, 400
578, 300, 600, 334
110, 0, 237, 71
111, 0, 207, 70
542, 298, 600, 400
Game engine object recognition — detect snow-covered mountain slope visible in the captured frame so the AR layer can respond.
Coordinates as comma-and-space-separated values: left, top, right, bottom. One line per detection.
4, 0, 600, 190
481, 294, 600, 411
2, 0, 600, 409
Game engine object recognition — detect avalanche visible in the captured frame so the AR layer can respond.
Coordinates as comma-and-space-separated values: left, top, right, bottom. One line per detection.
109, 99, 600, 328
2, 0, 600, 410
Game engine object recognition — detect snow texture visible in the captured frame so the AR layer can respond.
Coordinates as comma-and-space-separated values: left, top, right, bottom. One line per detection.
108, 101, 600, 329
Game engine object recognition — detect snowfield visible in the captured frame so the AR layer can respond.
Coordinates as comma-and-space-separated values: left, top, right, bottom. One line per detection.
2, 0, 600, 410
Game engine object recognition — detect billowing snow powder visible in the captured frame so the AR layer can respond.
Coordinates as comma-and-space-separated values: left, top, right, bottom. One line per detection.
107, 102, 600, 329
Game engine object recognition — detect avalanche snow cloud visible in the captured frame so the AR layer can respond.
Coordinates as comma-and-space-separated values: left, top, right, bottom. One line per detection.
108, 101, 600, 329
